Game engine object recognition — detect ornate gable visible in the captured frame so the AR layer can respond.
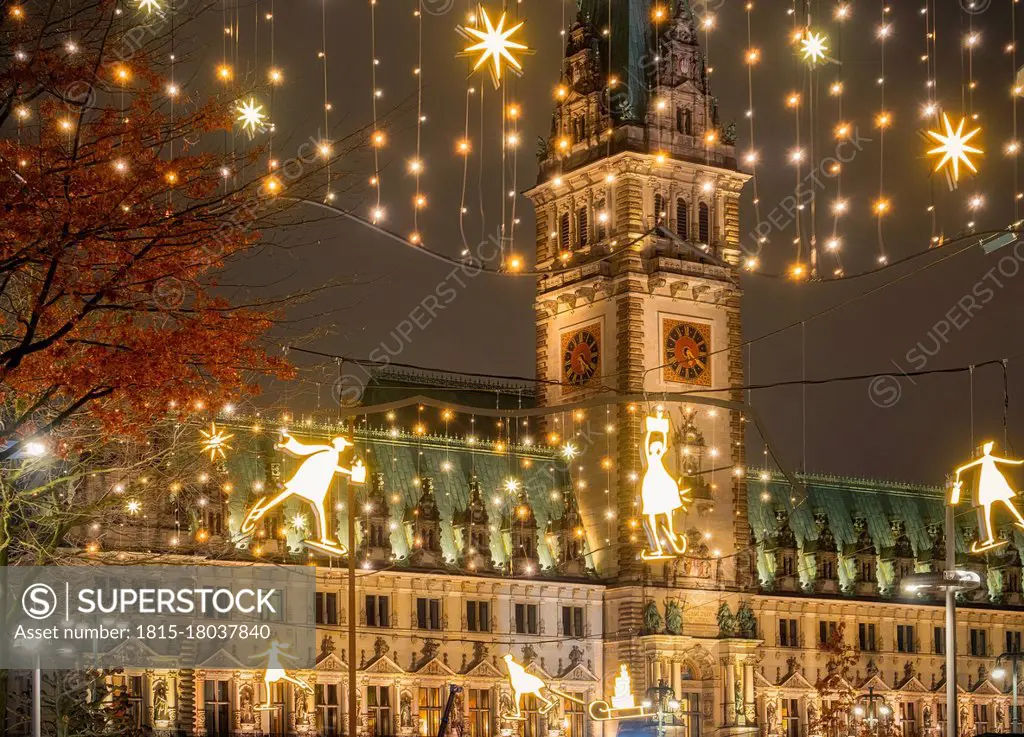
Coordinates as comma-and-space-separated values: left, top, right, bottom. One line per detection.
859, 674, 891, 692
364, 654, 406, 676
196, 647, 247, 670
315, 652, 347, 672
557, 662, 599, 683
416, 656, 457, 677
778, 671, 814, 691
464, 658, 505, 680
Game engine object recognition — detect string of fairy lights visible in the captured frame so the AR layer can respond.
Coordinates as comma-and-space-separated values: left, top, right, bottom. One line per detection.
2, 0, 1018, 285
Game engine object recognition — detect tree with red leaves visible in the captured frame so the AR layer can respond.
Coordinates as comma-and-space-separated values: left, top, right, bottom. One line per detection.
0, 0, 373, 460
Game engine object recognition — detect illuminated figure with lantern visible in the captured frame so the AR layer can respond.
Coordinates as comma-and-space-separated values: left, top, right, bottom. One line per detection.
952, 440, 1024, 553
640, 410, 691, 560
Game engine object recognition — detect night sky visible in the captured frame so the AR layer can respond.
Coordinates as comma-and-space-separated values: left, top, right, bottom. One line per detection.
214, 0, 1024, 485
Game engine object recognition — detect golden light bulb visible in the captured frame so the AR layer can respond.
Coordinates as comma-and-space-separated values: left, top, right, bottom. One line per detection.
371, 130, 386, 147
9, 5, 25, 19
786, 92, 801, 108
507, 254, 524, 271
317, 141, 332, 158
164, 171, 178, 184
557, 136, 571, 151
745, 48, 761, 64
409, 232, 422, 245
14, 106, 30, 121
456, 138, 471, 154
58, 118, 74, 131
414, 193, 427, 209
507, 103, 521, 119
268, 67, 284, 84
407, 158, 424, 174
874, 198, 890, 214
216, 63, 233, 82
655, 151, 667, 164
264, 175, 282, 195
113, 64, 131, 83
789, 263, 807, 280
652, 5, 666, 21
830, 81, 844, 96
834, 122, 850, 139
875, 111, 892, 128
555, 84, 568, 99
705, 130, 718, 144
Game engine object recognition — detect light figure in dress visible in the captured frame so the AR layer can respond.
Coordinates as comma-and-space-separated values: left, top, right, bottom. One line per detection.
639, 410, 691, 560
952, 440, 1024, 553
253, 640, 313, 709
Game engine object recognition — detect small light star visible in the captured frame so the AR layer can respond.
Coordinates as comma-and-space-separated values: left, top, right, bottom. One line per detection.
926, 112, 982, 183
457, 6, 533, 88
235, 98, 267, 137
504, 477, 521, 494
561, 442, 579, 460
137, 0, 162, 12
800, 30, 829, 65
199, 422, 235, 461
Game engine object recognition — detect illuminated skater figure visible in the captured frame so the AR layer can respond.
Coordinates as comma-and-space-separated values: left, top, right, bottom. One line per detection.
253, 640, 313, 709
640, 410, 690, 560
502, 654, 556, 717
241, 430, 366, 556
952, 441, 1024, 553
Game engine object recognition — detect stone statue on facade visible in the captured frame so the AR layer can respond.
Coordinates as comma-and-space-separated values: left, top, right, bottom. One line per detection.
717, 602, 736, 637
643, 600, 663, 634
152, 680, 169, 723
665, 600, 683, 635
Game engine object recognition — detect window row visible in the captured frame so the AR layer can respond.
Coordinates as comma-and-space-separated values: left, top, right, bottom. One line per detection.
652, 194, 711, 244
557, 204, 608, 252
316, 593, 586, 637
776, 618, 1023, 657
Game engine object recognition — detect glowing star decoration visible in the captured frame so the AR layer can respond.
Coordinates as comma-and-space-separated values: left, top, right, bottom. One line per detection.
926, 113, 982, 183
136, 0, 162, 13
199, 422, 234, 462
588, 665, 656, 721
235, 98, 268, 138
500, 654, 583, 720
951, 441, 1024, 553
241, 430, 366, 557
800, 30, 830, 65
639, 410, 691, 560
252, 641, 313, 710
457, 6, 533, 88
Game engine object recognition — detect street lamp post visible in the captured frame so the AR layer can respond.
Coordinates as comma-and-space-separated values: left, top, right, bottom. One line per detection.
992, 651, 1024, 732
643, 680, 679, 737
853, 687, 891, 737
902, 481, 983, 737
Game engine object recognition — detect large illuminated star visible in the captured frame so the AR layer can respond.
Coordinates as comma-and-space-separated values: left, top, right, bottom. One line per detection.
800, 30, 829, 65
457, 6, 532, 88
927, 112, 982, 183
137, 0, 162, 14
235, 98, 267, 138
199, 422, 234, 462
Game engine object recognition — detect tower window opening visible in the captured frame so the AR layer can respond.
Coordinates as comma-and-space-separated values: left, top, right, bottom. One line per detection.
654, 194, 666, 225
698, 202, 710, 244
675, 198, 688, 240
577, 207, 588, 247
560, 212, 571, 251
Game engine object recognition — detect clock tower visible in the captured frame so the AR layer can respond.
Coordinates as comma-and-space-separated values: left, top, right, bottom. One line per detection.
525, 0, 750, 585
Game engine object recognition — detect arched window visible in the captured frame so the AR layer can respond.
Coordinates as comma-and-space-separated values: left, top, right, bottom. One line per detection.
577, 207, 588, 247
559, 212, 571, 251
595, 198, 608, 241
675, 198, 688, 239
698, 202, 710, 243
654, 193, 665, 225
676, 107, 693, 136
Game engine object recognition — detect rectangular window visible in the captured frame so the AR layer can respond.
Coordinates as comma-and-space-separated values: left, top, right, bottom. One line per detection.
819, 620, 838, 645
595, 199, 608, 241
680, 693, 701, 737
419, 687, 443, 737
897, 624, 916, 653
577, 207, 588, 247
562, 606, 585, 638
782, 698, 800, 737
367, 594, 391, 628
859, 623, 878, 652
316, 683, 341, 737
938, 704, 948, 737
900, 702, 917, 737
1007, 630, 1022, 653
523, 695, 540, 737
515, 603, 539, 635
270, 682, 287, 737
203, 679, 230, 737
367, 685, 392, 737
934, 626, 946, 655
469, 688, 492, 737
416, 597, 441, 630
259, 589, 284, 622
559, 212, 571, 252
467, 600, 491, 632
973, 703, 989, 735
970, 628, 988, 657
779, 618, 799, 647
316, 592, 338, 625
564, 693, 586, 737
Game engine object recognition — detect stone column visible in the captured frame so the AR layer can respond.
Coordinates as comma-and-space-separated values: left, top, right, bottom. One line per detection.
725, 659, 737, 725
672, 661, 682, 697
653, 659, 663, 686
743, 660, 756, 726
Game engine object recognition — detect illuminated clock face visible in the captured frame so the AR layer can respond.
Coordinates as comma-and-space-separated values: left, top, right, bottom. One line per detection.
664, 320, 711, 385
562, 327, 600, 386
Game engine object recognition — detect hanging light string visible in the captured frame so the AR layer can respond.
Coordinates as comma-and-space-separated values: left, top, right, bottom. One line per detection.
922, 0, 939, 247
458, 80, 474, 256
410, 1, 425, 246
320, 0, 333, 203
804, 0, 819, 279
1012, 0, 1021, 220
787, 1, 803, 273
828, 2, 850, 277
963, 4, 980, 230
874, 4, 891, 265
702, 11, 714, 166
369, 0, 384, 222
267, 1, 278, 167
504, 0, 522, 269
744, 2, 763, 268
